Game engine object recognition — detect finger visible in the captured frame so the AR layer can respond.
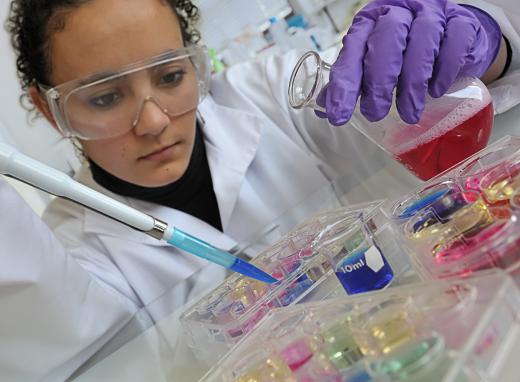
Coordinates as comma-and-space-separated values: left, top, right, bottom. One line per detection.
326, 15, 376, 126
314, 110, 328, 119
360, 6, 413, 122
314, 85, 328, 119
429, 17, 477, 98
456, 5, 500, 78
397, 9, 445, 124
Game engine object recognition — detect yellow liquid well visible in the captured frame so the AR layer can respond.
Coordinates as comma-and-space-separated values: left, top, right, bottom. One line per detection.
483, 175, 520, 203
408, 199, 494, 258
352, 306, 420, 357
235, 355, 295, 382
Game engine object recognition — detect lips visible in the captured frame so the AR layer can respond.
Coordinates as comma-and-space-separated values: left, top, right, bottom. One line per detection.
139, 142, 179, 161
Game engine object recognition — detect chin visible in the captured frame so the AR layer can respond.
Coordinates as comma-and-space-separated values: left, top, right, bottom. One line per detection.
129, 157, 189, 187
144, 171, 184, 188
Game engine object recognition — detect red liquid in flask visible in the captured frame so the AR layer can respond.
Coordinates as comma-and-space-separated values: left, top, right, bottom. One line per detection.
386, 101, 493, 180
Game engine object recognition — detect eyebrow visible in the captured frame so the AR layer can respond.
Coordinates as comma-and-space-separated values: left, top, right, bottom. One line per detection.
78, 71, 118, 86
77, 50, 182, 86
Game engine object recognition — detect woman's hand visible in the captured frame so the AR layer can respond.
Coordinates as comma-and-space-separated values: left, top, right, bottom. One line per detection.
317, 0, 502, 126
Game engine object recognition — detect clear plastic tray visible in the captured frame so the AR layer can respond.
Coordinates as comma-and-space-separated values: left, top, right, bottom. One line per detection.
180, 200, 409, 366
200, 270, 520, 382
384, 135, 520, 283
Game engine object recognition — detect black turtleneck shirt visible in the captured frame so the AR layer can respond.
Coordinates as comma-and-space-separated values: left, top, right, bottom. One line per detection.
89, 125, 223, 231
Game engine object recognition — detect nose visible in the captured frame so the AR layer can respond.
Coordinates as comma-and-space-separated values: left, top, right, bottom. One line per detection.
132, 97, 171, 136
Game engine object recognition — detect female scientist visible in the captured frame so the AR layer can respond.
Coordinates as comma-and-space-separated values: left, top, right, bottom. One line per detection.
2, 0, 519, 378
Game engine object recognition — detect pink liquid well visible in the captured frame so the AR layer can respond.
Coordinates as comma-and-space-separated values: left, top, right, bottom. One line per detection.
280, 339, 314, 371
434, 221, 520, 277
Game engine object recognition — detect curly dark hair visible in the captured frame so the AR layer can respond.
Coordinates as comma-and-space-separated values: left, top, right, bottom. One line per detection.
5, 0, 200, 109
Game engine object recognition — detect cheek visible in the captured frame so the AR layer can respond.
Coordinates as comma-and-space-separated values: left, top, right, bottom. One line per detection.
179, 110, 198, 141
119, 145, 128, 159
81, 139, 131, 169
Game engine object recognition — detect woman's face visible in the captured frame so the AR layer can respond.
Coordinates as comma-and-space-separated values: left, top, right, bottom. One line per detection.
47, 0, 198, 187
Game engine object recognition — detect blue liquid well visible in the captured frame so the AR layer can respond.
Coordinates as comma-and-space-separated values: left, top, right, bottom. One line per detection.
344, 369, 372, 382
411, 192, 468, 233
399, 189, 451, 219
278, 277, 314, 306
334, 246, 393, 295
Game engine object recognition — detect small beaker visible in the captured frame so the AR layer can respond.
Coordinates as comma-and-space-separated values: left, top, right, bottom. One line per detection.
288, 51, 493, 181
313, 216, 394, 295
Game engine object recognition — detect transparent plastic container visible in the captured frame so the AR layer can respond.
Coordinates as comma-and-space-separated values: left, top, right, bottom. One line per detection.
288, 51, 494, 181
180, 201, 395, 366
200, 271, 520, 382
383, 136, 520, 283
401, 190, 520, 280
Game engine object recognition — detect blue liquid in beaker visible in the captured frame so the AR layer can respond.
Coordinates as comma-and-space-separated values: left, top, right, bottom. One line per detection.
334, 246, 393, 295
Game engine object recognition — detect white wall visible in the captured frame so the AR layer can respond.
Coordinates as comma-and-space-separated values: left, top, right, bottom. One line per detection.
326, 0, 370, 33
196, 0, 289, 51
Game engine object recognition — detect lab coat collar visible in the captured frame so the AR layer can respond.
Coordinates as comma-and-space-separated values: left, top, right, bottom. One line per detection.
79, 95, 264, 249
197, 96, 264, 230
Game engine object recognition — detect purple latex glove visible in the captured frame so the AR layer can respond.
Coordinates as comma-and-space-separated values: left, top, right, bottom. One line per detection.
317, 0, 502, 126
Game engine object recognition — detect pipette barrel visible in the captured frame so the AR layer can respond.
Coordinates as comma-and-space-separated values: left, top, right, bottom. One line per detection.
165, 228, 277, 284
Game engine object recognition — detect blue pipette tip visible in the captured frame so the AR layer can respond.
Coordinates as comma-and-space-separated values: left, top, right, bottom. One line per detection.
230, 258, 278, 284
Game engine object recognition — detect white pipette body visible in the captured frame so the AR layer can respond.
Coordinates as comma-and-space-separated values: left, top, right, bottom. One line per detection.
0, 142, 155, 232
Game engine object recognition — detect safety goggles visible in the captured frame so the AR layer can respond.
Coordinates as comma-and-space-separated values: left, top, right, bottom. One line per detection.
40, 45, 210, 140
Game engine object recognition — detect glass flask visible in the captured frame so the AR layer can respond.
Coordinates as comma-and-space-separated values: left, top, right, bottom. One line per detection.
288, 51, 494, 181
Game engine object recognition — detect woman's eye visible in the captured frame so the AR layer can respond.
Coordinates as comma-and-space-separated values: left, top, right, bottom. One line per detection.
159, 70, 185, 86
88, 92, 121, 108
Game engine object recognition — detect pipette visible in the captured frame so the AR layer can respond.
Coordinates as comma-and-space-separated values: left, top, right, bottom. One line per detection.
0, 142, 277, 284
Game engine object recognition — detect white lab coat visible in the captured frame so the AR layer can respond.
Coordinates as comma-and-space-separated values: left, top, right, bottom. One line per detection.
3, 1, 520, 380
